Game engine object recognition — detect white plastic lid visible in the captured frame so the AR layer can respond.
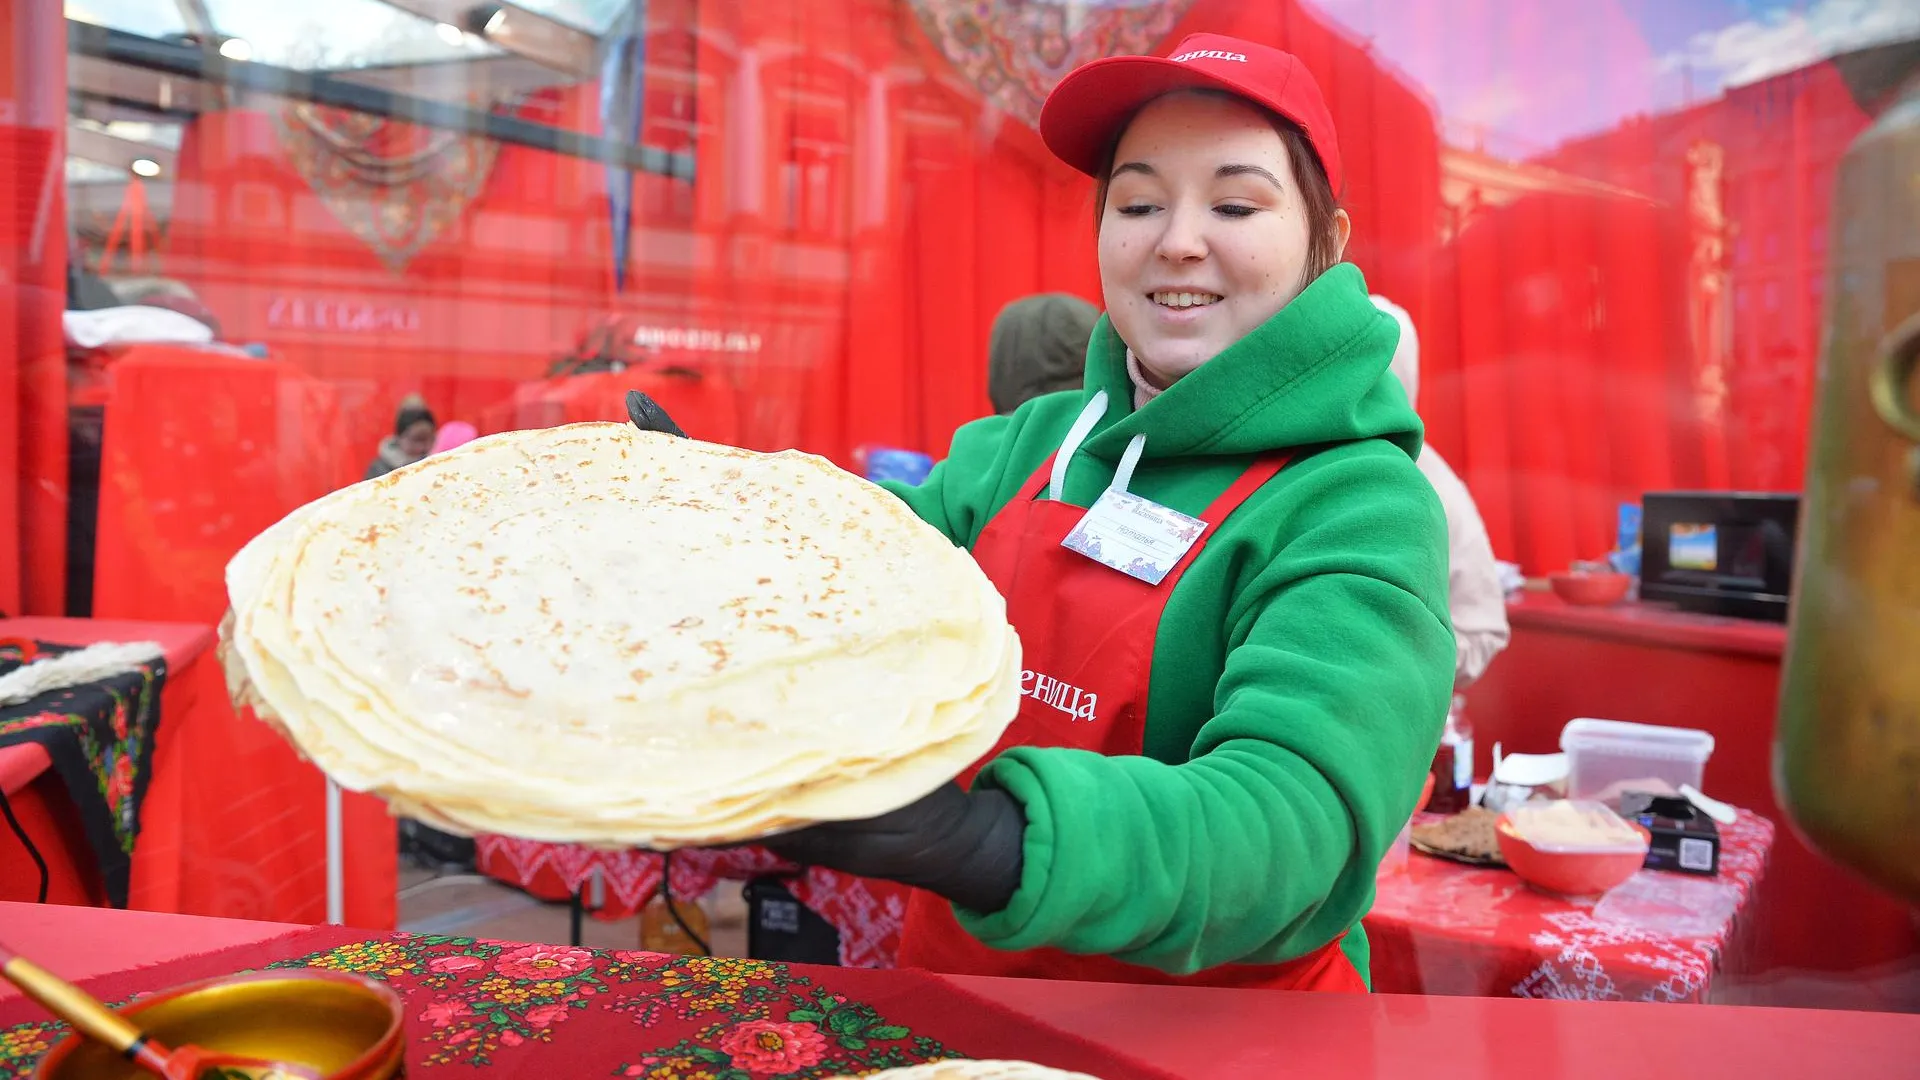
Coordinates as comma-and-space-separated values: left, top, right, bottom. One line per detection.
1493, 751, 1569, 787
1559, 718, 1715, 760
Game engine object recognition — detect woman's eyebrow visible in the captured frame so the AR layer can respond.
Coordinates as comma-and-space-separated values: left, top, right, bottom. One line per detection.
1111, 161, 1156, 178
1217, 163, 1283, 188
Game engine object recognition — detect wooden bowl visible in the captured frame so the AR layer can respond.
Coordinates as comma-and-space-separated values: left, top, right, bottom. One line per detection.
1496, 814, 1650, 896
34, 970, 404, 1080
1549, 571, 1633, 606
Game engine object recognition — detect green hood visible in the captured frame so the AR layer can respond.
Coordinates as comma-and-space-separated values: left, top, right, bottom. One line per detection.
1079, 263, 1424, 463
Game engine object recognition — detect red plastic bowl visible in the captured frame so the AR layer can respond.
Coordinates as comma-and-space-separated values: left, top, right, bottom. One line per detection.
1496, 813, 1650, 896
1549, 571, 1633, 606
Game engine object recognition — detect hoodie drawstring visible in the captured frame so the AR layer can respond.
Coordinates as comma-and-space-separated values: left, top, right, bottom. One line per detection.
1050, 391, 1108, 502
1049, 390, 1149, 502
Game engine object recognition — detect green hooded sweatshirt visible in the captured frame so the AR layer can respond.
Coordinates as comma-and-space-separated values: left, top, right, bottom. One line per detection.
881, 264, 1455, 983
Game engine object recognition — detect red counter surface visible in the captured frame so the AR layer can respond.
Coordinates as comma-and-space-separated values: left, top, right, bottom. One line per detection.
3, 903, 1917, 1080
1467, 592, 1919, 989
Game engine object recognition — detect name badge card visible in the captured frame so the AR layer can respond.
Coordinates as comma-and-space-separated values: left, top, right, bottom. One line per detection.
1061, 490, 1208, 585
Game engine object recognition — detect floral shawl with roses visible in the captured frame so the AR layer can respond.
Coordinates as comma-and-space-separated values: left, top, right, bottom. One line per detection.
0, 928, 1177, 1079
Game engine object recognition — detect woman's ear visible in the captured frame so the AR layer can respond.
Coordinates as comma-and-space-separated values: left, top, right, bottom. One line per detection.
1332, 209, 1353, 261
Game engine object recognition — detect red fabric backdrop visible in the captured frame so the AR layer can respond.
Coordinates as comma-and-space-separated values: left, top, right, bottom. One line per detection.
17, 0, 1427, 631
89, 347, 352, 623
106, 0, 1864, 590
0, 0, 23, 619
2, 0, 67, 620
6, 1, 1876, 614
1425, 60, 1873, 575
126, 631, 397, 929
120, 0, 1439, 493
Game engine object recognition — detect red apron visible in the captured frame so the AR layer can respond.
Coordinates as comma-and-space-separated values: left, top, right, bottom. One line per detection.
897, 450, 1367, 992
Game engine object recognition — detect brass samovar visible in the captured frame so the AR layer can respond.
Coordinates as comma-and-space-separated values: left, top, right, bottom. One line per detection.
1777, 62, 1920, 905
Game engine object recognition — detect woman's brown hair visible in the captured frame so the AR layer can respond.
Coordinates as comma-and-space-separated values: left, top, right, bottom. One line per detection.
1091, 90, 1344, 285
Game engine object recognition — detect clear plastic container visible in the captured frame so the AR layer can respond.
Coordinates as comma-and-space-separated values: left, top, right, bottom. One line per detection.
1559, 718, 1715, 804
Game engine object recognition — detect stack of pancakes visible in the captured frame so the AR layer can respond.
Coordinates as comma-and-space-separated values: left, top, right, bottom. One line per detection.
219, 422, 1020, 849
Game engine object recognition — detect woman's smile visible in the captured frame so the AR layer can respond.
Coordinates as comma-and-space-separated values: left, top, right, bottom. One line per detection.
1149, 290, 1224, 311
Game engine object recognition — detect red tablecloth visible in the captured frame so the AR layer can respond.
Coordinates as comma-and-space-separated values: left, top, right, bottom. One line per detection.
0, 617, 396, 928
1366, 810, 1774, 1001
475, 838, 913, 967
1469, 593, 1917, 978
4, 903, 1916, 1080
87, 347, 356, 619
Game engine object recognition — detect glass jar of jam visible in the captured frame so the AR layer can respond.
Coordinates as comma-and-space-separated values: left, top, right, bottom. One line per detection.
1427, 695, 1474, 813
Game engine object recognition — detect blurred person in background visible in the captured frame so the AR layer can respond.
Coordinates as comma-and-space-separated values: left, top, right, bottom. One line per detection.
1370, 294, 1509, 687
987, 293, 1101, 415
365, 395, 437, 481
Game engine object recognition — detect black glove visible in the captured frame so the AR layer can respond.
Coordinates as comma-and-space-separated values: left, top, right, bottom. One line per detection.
762, 783, 1027, 914
626, 390, 688, 438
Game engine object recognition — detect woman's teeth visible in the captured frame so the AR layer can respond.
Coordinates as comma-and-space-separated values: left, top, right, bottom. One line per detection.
1152, 292, 1222, 309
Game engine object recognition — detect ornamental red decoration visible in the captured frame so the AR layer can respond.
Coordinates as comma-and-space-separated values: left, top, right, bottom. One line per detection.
904, 1, 1196, 128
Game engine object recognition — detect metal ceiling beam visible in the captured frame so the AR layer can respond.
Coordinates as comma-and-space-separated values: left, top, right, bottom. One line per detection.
332, 53, 575, 102
170, 0, 217, 37
375, 0, 598, 76
66, 123, 181, 176
66, 19, 692, 181
69, 52, 222, 116
168, 0, 238, 108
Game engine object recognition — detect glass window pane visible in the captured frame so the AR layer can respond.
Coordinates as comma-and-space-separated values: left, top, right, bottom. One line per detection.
65, 0, 187, 37
202, 0, 503, 69
514, 0, 635, 33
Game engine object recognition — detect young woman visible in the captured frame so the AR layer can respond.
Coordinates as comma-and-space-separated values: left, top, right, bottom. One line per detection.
665, 33, 1454, 991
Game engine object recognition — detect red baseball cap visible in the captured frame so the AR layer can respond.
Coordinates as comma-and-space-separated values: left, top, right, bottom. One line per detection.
1039, 32, 1343, 195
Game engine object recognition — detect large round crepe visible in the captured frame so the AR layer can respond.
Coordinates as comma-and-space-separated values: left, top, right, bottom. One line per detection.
220, 422, 1020, 848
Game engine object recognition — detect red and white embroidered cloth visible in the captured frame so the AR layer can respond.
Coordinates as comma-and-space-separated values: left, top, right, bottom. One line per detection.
485, 809, 1774, 997
1367, 810, 1774, 1001
475, 837, 912, 969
